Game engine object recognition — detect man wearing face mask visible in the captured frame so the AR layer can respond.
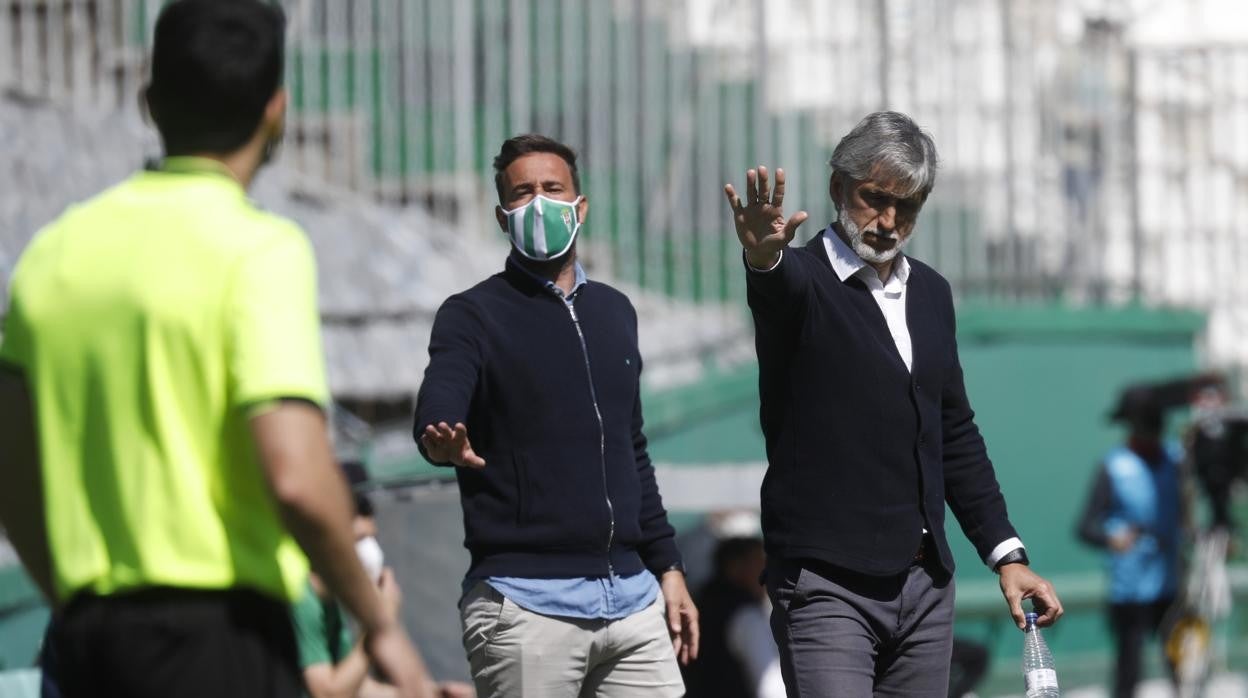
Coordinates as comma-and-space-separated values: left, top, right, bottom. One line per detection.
0, 2, 429, 696
722, 112, 1064, 696
414, 134, 698, 698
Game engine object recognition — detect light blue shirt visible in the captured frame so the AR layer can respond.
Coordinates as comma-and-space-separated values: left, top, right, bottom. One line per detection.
482, 572, 660, 620
473, 255, 660, 620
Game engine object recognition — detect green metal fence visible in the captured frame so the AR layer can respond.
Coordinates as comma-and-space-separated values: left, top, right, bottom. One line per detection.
6, 2, 1248, 341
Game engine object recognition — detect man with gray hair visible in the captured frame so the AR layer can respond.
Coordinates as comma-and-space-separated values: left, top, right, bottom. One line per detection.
723, 111, 1064, 696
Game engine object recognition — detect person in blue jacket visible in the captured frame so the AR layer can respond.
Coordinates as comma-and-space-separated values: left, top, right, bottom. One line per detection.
1078, 386, 1184, 698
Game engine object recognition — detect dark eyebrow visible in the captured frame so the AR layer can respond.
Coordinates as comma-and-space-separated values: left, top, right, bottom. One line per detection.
863, 186, 920, 207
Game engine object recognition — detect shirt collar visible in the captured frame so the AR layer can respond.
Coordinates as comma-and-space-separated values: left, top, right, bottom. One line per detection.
152, 156, 240, 180
511, 254, 588, 299
144, 157, 247, 200
822, 226, 911, 289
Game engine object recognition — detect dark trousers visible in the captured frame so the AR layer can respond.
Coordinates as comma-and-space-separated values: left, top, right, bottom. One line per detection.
766, 557, 955, 698
1108, 597, 1175, 698
42, 587, 302, 698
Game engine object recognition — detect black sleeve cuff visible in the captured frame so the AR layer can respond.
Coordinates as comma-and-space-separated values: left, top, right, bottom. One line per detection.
993, 547, 1030, 571
640, 538, 683, 577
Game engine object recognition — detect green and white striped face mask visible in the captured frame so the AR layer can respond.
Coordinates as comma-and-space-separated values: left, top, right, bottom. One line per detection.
501, 194, 583, 261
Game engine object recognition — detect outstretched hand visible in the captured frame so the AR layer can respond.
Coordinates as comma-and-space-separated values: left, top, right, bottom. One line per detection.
724, 166, 809, 270
420, 422, 486, 469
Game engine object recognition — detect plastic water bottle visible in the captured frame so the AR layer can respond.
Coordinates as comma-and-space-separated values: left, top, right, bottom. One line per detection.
1022, 611, 1060, 697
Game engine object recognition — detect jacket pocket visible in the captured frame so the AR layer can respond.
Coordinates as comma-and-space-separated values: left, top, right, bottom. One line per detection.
510, 445, 606, 546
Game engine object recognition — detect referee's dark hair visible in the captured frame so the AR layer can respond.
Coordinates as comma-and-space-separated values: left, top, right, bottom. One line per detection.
145, 0, 286, 156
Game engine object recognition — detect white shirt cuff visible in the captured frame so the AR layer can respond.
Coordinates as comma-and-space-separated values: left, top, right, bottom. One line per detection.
745, 249, 783, 272
985, 537, 1025, 569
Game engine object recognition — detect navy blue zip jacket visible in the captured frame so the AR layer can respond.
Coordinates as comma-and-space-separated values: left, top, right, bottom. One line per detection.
749, 231, 1018, 578
414, 257, 681, 579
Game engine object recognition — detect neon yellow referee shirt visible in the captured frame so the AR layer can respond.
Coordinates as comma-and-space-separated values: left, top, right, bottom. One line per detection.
0, 157, 328, 603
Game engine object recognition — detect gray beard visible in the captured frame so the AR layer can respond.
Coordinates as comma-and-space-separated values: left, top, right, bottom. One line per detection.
838, 206, 908, 265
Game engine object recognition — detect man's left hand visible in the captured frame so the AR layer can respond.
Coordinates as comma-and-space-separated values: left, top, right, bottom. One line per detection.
660, 569, 700, 665
998, 563, 1063, 630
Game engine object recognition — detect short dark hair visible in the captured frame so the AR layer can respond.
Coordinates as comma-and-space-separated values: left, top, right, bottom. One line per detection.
146, 0, 286, 156
492, 134, 581, 201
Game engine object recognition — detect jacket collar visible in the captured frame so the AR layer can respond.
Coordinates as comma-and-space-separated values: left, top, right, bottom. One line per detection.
807, 228, 926, 377
502, 254, 588, 299
809, 226, 911, 287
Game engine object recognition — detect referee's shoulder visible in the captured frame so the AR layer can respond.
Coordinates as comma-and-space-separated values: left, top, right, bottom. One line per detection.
232, 205, 313, 255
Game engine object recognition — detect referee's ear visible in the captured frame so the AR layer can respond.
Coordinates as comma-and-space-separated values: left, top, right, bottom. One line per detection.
261, 88, 288, 136
139, 85, 159, 129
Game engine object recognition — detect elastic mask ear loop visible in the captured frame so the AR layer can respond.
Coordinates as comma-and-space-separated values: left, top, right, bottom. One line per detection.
564, 195, 584, 237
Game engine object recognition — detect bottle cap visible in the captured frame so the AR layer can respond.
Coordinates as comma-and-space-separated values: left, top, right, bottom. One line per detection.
1025, 612, 1039, 625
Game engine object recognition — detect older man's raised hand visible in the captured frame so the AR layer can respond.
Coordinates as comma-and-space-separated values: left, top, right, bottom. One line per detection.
724, 166, 809, 270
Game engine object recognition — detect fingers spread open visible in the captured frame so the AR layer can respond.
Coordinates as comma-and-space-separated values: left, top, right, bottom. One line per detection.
757, 166, 771, 204
783, 210, 809, 239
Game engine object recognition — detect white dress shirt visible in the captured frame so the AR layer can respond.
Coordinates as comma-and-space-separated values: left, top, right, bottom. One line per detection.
822, 230, 913, 372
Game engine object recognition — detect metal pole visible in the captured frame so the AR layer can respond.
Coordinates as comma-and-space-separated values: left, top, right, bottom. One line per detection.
999, 0, 1017, 299
877, 0, 890, 108
1126, 48, 1142, 302
752, 0, 768, 165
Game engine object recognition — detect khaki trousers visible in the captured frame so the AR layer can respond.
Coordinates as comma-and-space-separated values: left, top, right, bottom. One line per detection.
460, 582, 685, 698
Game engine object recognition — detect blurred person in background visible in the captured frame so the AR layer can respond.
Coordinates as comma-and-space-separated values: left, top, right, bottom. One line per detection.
1186, 379, 1245, 533
414, 134, 698, 698
294, 463, 474, 698
682, 510, 784, 698
946, 639, 990, 698
1077, 386, 1183, 698
0, 1, 430, 696
1167, 377, 1242, 695
723, 111, 1063, 696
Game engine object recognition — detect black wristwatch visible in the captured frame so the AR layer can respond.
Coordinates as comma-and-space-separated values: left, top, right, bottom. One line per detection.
993, 547, 1030, 572
662, 562, 686, 576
